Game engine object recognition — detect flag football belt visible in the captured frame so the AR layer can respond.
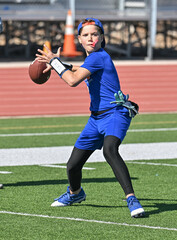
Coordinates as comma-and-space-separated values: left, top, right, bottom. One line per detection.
91, 107, 115, 116
110, 90, 139, 118
91, 101, 139, 117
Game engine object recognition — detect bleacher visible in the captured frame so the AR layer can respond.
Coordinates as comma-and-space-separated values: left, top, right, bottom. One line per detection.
1, 0, 177, 21
0, 0, 177, 60
0, 0, 151, 21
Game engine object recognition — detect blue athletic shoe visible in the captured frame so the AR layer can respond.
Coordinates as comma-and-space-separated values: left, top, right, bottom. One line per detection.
51, 186, 86, 207
127, 196, 145, 218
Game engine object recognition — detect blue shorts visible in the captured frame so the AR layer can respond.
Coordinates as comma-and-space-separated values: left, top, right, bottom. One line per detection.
75, 106, 131, 151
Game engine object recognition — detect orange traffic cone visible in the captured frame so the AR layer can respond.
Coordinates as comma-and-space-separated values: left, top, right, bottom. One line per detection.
43, 40, 51, 53
61, 10, 83, 57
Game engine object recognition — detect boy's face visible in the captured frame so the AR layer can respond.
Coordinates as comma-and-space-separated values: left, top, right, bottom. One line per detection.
78, 25, 103, 55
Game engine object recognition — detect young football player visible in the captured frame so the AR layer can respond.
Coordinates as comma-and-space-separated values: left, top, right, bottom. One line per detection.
36, 17, 145, 218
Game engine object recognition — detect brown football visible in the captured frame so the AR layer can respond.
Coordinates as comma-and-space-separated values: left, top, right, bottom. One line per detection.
29, 60, 51, 84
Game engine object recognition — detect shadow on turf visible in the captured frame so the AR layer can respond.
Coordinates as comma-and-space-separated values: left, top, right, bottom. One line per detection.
73, 199, 177, 217
146, 203, 177, 216
4, 180, 177, 216
3, 177, 138, 187
138, 198, 177, 217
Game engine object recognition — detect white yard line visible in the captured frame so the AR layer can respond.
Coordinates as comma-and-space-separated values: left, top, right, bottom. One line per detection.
128, 128, 177, 132
0, 211, 177, 232
0, 128, 177, 137
0, 142, 177, 167
0, 171, 12, 174
127, 162, 177, 167
0, 132, 81, 137
39, 164, 95, 170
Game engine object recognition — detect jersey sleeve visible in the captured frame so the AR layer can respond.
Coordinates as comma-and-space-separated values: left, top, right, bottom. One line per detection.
80, 52, 104, 74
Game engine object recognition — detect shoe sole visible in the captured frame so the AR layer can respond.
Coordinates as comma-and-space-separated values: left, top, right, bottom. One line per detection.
132, 212, 145, 218
131, 208, 145, 218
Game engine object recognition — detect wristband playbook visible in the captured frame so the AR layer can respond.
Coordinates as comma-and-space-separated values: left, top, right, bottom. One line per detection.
50, 57, 72, 77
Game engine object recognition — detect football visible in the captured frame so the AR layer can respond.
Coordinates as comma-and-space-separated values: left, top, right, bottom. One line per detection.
28, 59, 51, 84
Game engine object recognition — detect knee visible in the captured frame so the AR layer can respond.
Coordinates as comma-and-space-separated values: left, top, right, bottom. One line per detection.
103, 135, 121, 160
67, 160, 76, 174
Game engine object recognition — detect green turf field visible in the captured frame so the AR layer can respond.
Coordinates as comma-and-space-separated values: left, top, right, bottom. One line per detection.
0, 113, 177, 148
0, 113, 177, 239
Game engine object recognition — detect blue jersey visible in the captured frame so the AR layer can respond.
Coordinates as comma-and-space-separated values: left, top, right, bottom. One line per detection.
80, 48, 121, 112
